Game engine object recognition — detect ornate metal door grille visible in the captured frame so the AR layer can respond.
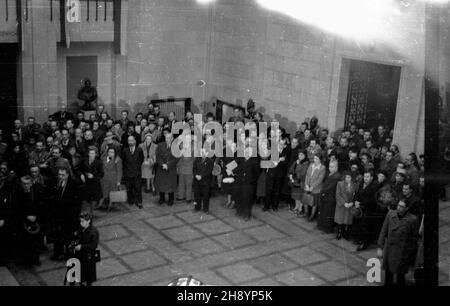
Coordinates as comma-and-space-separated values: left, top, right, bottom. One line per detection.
344, 61, 370, 129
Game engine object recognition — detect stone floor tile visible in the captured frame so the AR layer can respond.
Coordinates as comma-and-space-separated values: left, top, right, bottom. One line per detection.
145, 215, 185, 230
162, 225, 204, 243
282, 247, 328, 266
121, 250, 167, 271
222, 216, 263, 229
249, 253, 297, 275
307, 261, 359, 282
217, 263, 266, 284
275, 268, 326, 286
180, 238, 225, 256
98, 224, 130, 241
212, 231, 256, 250
242, 277, 283, 286
176, 210, 216, 224
97, 258, 130, 279
104, 236, 148, 255
193, 219, 235, 236
244, 225, 285, 242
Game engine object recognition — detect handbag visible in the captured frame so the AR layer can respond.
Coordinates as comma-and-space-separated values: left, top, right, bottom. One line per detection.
301, 192, 314, 206
351, 206, 363, 218
94, 249, 101, 263
109, 185, 127, 203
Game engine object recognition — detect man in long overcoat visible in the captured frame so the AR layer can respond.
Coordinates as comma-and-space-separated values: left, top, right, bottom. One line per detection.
377, 200, 419, 286
51, 167, 81, 260
122, 136, 145, 208
317, 161, 341, 233
193, 150, 214, 213
234, 147, 260, 220
353, 170, 379, 251
155, 133, 179, 205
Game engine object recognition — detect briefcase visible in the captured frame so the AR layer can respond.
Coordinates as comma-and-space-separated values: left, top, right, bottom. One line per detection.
109, 189, 127, 203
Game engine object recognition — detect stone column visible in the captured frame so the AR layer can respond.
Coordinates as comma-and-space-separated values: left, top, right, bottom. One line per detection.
18, 0, 58, 123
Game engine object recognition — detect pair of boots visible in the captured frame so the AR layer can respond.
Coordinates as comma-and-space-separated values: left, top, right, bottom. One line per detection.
159, 192, 174, 205
336, 224, 350, 240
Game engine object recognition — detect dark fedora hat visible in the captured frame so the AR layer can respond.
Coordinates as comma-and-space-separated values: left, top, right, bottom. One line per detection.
23, 220, 40, 235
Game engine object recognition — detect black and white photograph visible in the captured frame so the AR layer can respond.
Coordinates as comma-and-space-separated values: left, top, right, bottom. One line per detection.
0, 0, 446, 291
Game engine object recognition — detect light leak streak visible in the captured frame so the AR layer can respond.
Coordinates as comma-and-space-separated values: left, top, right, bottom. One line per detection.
194, 0, 445, 69
255, 0, 401, 43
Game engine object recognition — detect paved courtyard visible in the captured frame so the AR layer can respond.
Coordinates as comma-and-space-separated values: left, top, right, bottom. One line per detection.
9, 193, 403, 286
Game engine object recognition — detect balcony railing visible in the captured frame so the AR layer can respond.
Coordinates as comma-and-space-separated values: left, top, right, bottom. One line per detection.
0, 0, 18, 42
48, 0, 115, 22
1, 0, 122, 51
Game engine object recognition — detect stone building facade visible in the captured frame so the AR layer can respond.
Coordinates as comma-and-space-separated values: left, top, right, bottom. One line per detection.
0, 0, 430, 154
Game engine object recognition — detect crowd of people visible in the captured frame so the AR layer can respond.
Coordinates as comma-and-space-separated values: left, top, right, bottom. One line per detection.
0, 100, 425, 286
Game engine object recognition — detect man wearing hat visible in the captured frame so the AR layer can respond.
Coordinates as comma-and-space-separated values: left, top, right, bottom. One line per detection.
100, 131, 121, 160
377, 199, 419, 286
15, 175, 43, 266
379, 150, 398, 179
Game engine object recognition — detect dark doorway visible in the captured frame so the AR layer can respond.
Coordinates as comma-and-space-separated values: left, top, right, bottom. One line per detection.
151, 97, 192, 121
66, 56, 98, 112
344, 59, 401, 131
216, 99, 245, 124
0, 43, 18, 133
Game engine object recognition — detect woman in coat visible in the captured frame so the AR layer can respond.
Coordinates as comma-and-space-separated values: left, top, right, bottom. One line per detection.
335, 172, 357, 240
288, 150, 309, 216
220, 140, 237, 208
304, 154, 326, 221
80, 146, 104, 215
140, 133, 157, 194
100, 147, 123, 210
73, 212, 99, 286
